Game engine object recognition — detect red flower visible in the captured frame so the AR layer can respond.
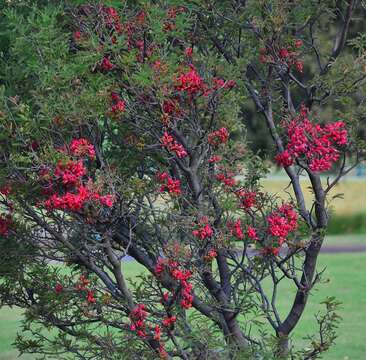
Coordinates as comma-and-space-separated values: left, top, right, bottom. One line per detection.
212, 78, 236, 90
130, 304, 148, 320
267, 203, 298, 245
160, 131, 187, 158
279, 48, 290, 58
235, 189, 257, 210
159, 344, 169, 359
99, 195, 114, 208
129, 303, 148, 337
76, 275, 90, 291
208, 127, 229, 146
228, 219, 244, 240
204, 249, 217, 261
207, 155, 221, 163
54, 283, 63, 294
192, 219, 213, 240
111, 100, 125, 113
110, 93, 126, 113
275, 150, 294, 167
246, 226, 258, 241
54, 160, 87, 186
86, 290, 97, 304
0, 184, 11, 196
101, 57, 114, 71
175, 66, 206, 95
294, 39, 303, 48
155, 258, 167, 276
73, 31, 81, 40
136, 10, 146, 24
162, 99, 180, 115
215, 173, 236, 187
295, 60, 304, 73
184, 47, 193, 57
276, 106, 348, 172
162, 316, 177, 327
259, 54, 267, 63
157, 172, 182, 195
154, 325, 162, 340
70, 138, 96, 159
162, 291, 170, 302
262, 247, 280, 256
0, 216, 11, 237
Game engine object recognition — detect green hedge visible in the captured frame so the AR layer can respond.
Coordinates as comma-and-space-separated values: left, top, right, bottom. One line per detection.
328, 213, 366, 235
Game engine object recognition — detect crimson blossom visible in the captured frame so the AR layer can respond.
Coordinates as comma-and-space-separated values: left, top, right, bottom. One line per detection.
0, 2, 363, 360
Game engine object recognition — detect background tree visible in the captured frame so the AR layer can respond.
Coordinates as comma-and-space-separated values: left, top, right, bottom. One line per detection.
0, 1, 365, 359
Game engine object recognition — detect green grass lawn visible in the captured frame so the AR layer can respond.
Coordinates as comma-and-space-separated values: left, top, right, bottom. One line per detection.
0, 241, 365, 359
276, 252, 366, 360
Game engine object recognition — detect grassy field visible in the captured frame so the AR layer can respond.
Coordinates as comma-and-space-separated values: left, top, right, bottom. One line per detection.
262, 177, 366, 216
0, 241, 365, 360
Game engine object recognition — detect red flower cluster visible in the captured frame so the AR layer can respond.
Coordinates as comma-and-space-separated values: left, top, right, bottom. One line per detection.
54, 160, 86, 186
101, 57, 114, 71
153, 325, 162, 341
155, 258, 193, 309
129, 302, 168, 357
45, 185, 85, 211
259, 39, 304, 73
212, 78, 236, 90
129, 304, 148, 338
246, 226, 258, 241
73, 31, 81, 41
86, 290, 96, 303
70, 138, 96, 159
228, 219, 258, 241
275, 150, 293, 168
175, 66, 206, 95
192, 217, 213, 240
228, 219, 244, 240
54, 283, 63, 294
275, 106, 348, 172
74, 275, 97, 304
110, 92, 126, 113
180, 281, 193, 309
267, 204, 298, 246
102, 6, 122, 32
235, 189, 257, 210
164, 6, 186, 32
207, 155, 221, 163
215, 172, 236, 187
0, 185, 13, 237
75, 274, 90, 291
208, 127, 229, 146
42, 139, 114, 212
160, 131, 187, 158
261, 247, 281, 256
162, 99, 181, 117
45, 185, 113, 212
162, 315, 177, 327
0, 215, 11, 237
204, 249, 217, 261
167, 6, 186, 19
184, 47, 193, 57
157, 172, 181, 195
0, 184, 11, 197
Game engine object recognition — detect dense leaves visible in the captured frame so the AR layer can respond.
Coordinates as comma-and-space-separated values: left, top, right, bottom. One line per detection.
0, 1, 365, 359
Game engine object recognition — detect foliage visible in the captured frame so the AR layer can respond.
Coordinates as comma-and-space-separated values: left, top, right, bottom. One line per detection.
0, 1, 365, 359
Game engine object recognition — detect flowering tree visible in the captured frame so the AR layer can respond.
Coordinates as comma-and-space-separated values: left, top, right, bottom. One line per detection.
0, 1, 365, 359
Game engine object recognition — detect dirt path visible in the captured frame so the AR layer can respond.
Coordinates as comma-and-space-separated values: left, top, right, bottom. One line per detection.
321, 244, 366, 253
